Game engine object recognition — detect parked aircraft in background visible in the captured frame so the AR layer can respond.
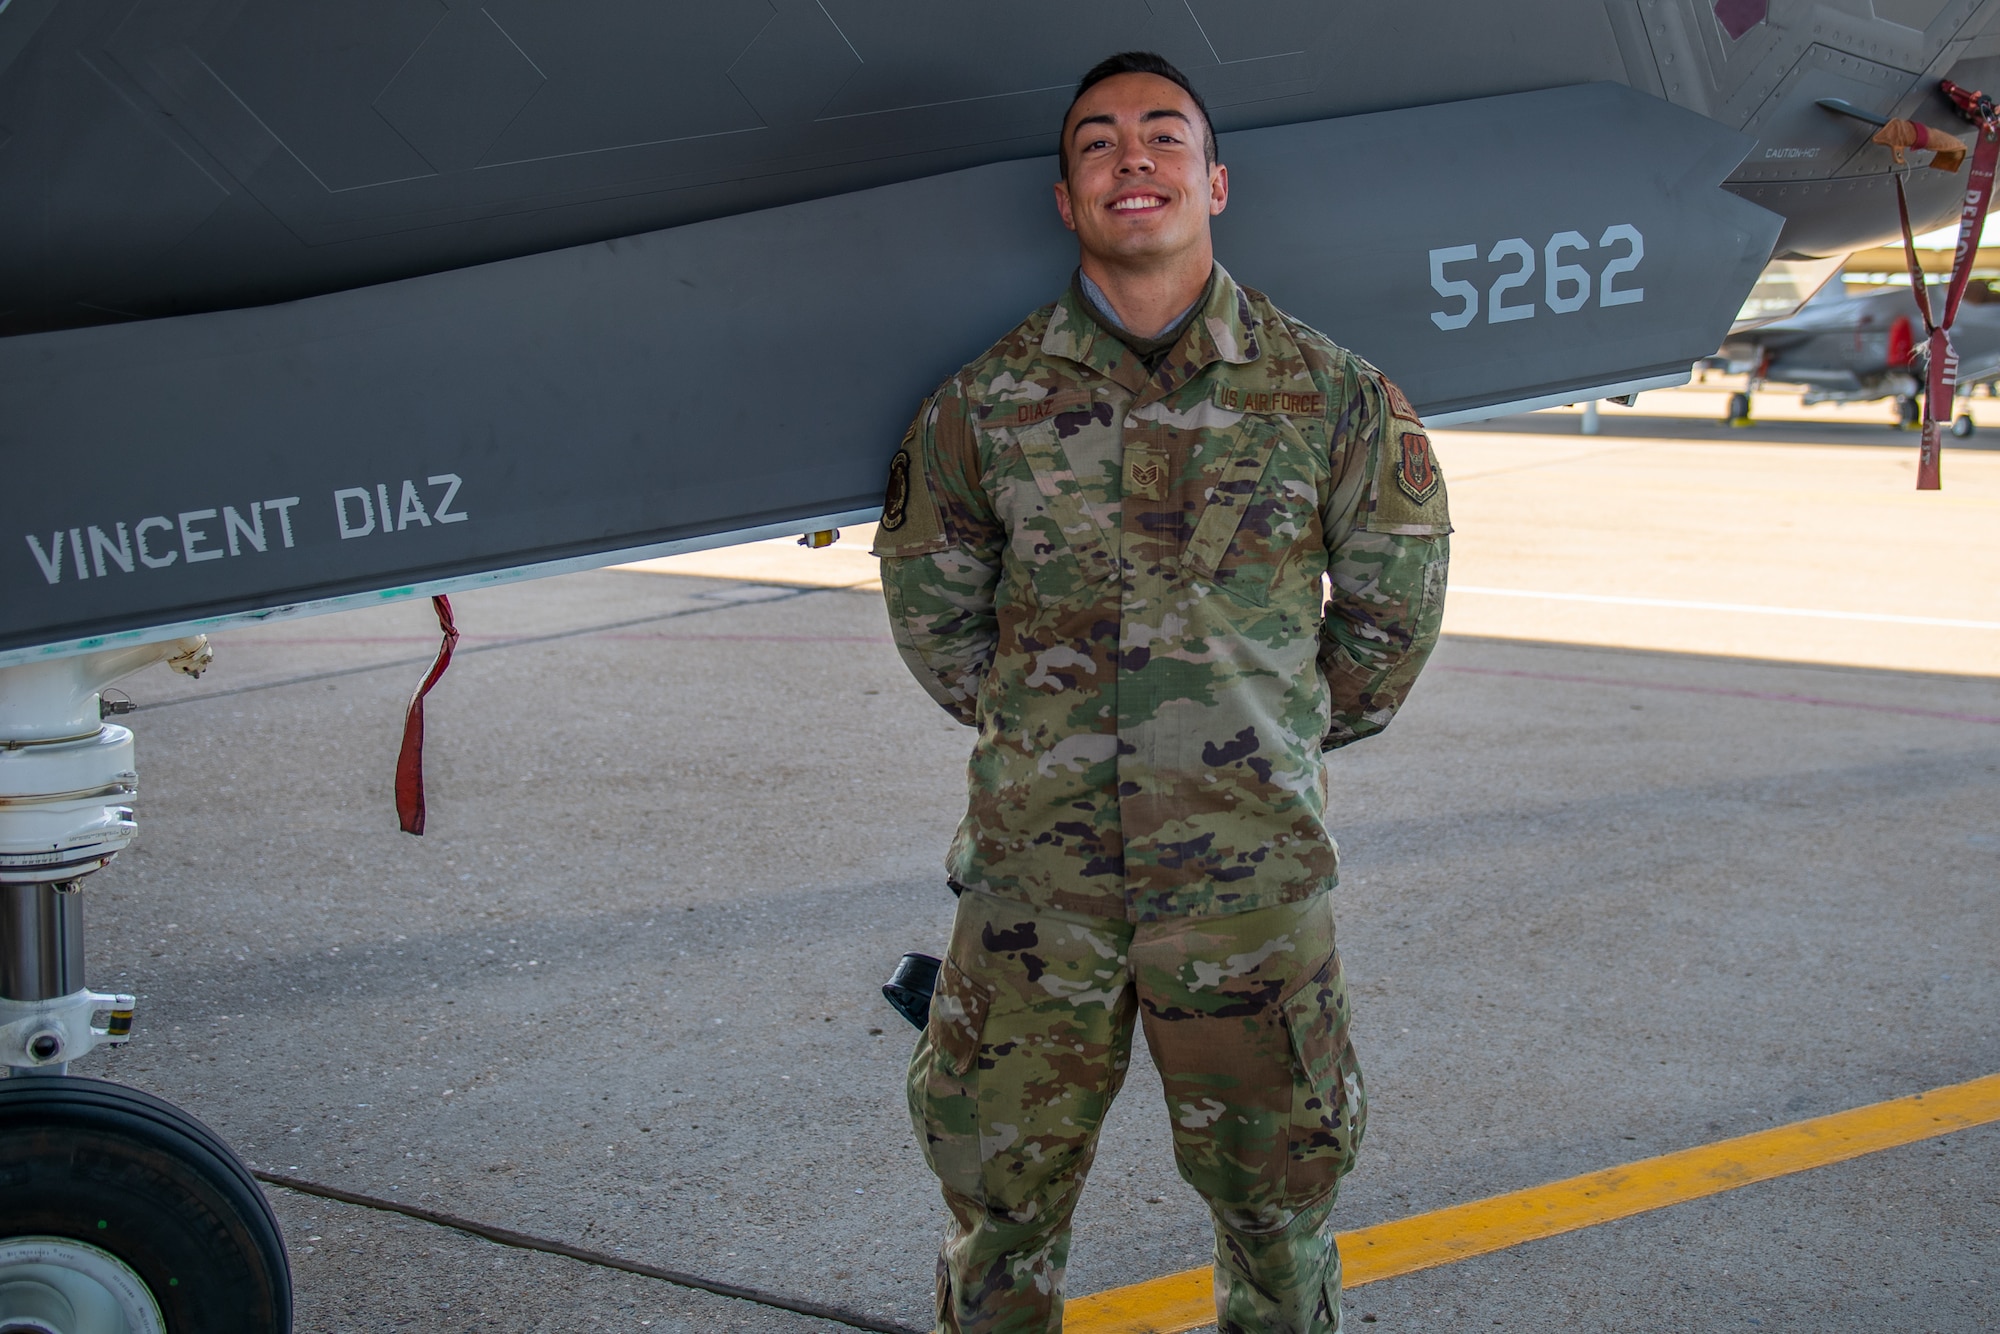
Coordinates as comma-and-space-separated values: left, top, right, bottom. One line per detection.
1712, 279, 2000, 432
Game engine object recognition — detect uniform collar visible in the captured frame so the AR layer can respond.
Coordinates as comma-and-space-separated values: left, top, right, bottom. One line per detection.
1041, 263, 1261, 398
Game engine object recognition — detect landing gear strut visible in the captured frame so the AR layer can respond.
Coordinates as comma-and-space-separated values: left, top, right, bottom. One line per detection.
0, 641, 293, 1334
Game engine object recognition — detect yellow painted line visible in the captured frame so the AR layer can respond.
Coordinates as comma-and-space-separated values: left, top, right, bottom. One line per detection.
1064, 1071, 2000, 1334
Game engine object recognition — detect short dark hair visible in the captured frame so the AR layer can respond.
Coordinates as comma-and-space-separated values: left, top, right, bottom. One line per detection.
1060, 51, 1217, 179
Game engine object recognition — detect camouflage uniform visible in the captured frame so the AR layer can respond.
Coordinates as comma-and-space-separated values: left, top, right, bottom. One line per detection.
875, 266, 1448, 1333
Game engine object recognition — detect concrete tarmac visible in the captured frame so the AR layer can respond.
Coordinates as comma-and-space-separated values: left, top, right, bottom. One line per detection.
64, 393, 2000, 1332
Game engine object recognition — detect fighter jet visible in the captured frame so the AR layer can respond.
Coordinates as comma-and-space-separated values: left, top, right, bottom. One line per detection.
1714, 278, 2000, 432
8, 3, 2000, 1328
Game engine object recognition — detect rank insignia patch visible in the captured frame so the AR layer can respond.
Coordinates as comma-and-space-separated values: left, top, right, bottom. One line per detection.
882, 450, 912, 531
1130, 460, 1163, 491
1395, 430, 1439, 505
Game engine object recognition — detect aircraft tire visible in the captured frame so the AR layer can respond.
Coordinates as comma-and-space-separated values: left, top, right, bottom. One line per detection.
1952, 414, 1975, 438
1898, 396, 1921, 428
0, 1076, 292, 1333
1725, 391, 1750, 424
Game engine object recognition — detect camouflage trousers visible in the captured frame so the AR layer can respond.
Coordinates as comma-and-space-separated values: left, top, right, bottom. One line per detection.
908, 888, 1365, 1334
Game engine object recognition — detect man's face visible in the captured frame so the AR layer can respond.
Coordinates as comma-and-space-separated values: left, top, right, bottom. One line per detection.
1054, 72, 1227, 269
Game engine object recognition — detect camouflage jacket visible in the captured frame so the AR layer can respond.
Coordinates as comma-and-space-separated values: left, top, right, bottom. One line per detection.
874, 265, 1449, 922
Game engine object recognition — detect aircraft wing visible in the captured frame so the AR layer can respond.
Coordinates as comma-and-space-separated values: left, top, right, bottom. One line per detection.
1720, 322, 1826, 355
3, 0, 1985, 338
3, 82, 1779, 662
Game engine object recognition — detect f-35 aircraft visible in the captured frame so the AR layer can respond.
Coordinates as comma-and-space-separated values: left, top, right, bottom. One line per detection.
1713, 276, 2000, 430
6, 2, 2000, 1329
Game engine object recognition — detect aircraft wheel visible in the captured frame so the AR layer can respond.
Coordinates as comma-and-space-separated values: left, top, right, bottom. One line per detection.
1951, 413, 1975, 438
1725, 391, 1750, 424
1897, 395, 1921, 428
0, 1077, 291, 1333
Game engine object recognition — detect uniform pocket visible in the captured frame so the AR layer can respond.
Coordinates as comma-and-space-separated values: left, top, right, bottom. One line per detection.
908, 954, 995, 1200
1278, 950, 1366, 1205
1183, 414, 1321, 608
926, 954, 992, 1078
984, 402, 1120, 595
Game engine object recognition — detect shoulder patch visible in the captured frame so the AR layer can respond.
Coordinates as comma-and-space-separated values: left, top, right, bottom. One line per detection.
1394, 429, 1439, 505
1365, 416, 1451, 536
881, 449, 914, 531
870, 399, 949, 557
1379, 374, 1422, 425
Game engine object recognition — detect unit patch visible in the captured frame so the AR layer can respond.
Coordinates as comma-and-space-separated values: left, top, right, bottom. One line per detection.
1394, 429, 1439, 504
882, 449, 912, 531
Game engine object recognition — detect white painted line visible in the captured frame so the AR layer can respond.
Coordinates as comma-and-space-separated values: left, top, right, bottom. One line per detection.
1450, 585, 2000, 631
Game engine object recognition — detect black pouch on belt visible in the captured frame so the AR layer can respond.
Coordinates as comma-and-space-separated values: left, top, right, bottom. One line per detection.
882, 953, 941, 1029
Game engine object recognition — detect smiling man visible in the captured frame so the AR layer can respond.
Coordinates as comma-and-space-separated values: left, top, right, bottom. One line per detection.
873, 52, 1451, 1334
